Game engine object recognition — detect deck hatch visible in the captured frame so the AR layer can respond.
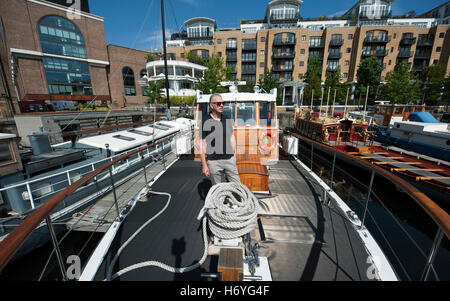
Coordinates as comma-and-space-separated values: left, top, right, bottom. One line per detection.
258, 215, 318, 244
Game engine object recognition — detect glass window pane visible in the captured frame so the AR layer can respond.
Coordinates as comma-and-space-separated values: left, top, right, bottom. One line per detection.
236, 102, 256, 126
259, 102, 275, 126
0, 142, 13, 163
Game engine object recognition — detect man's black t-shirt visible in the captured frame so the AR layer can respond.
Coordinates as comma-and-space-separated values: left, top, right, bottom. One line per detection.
201, 113, 234, 161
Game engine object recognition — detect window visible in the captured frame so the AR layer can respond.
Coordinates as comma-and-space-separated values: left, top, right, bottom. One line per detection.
0, 142, 13, 164
236, 102, 256, 126
389, 60, 391, 65
261, 37, 265, 43
439, 32, 444, 38
299, 61, 304, 67
346, 48, 351, 53
437, 47, 441, 52
298, 73, 303, 79
393, 33, 397, 39
122, 67, 136, 96
302, 35, 306, 41
39, 16, 93, 96
260, 50, 265, 56
343, 73, 348, 78
222, 102, 235, 123
217, 39, 222, 44
201, 50, 209, 60
345, 60, 349, 66
348, 34, 353, 40
300, 49, 305, 54
140, 69, 147, 78
260, 62, 264, 68
113, 135, 136, 141
38, 16, 87, 59
259, 102, 275, 126
227, 38, 237, 48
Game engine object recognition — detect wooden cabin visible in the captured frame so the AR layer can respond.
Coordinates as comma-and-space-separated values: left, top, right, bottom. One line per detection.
194, 90, 278, 193
373, 104, 425, 127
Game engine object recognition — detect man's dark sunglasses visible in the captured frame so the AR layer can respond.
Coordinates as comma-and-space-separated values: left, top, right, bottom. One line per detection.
214, 102, 224, 106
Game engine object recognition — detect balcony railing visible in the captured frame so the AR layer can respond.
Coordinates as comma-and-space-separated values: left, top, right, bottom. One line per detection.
226, 56, 237, 62
417, 38, 434, 47
364, 35, 391, 43
328, 52, 342, 59
242, 57, 257, 62
272, 53, 295, 59
242, 44, 257, 51
415, 51, 431, 59
270, 13, 300, 23
398, 50, 414, 58
241, 69, 256, 75
273, 39, 296, 46
272, 65, 294, 72
362, 50, 388, 57
329, 39, 344, 47
327, 65, 340, 72
309, 42, 325, 48
226, 44, 237, 49
400, 37, 417, 45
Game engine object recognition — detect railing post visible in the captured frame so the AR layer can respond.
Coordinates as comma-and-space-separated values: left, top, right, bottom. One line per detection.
66, 171, 72, 186
108, 166, 121, 220
330, 152, 336, 189
141, 151, 148, 184
421, 229, 444, 281
45, 216, 68, 281
26, 183, 35, 210
359, 170, 375, 230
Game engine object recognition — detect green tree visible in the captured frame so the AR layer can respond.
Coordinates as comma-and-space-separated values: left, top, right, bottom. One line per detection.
146, 53, 156, 62
304, 55, 323, 105
184, 50, 206, 66
356, 57, 382, 101
144, 80, 164, 104
258, 70, 279, 93
379, 61, 421, 104
197, 54, 232, 94
324, 69, 347, 103
420, 64, 446, 105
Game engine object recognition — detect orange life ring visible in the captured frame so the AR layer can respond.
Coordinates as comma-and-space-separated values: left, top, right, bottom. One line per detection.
259, 131, 276, 153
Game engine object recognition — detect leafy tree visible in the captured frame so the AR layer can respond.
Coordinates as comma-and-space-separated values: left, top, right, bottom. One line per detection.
443, 76, 450, 108
356, 57, 382, 101
378, 61, 421, 104
144, 80, 164, 104
258, 70, 279, 93
146, 53, 156, 62
304, 55, 323, 105
184, 50, 206, 66
324, 69, 348, 104
420, 64, 446, 105
197, 54, 232, 94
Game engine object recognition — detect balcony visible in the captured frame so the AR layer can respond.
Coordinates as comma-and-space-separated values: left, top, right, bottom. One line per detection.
417, 38, 434, 47
398, 50, 414, 58
364, 35, 391, 43
327, 65, 340, 72
414, 51, 431, 59
400, 37, 416, 45
272, 53, 295, 59
328, 52, 341, 59
242, 57, 257, 62
273, 39, 296, 46
242, 44, 257, 51
270, 13, 300, 24
362, 50, 388, 57
226, 44, 237, 49
329, 39, 344, 47
226, 56, 237, 62
309, 42, 325, 48
241, 69, 256, 75
272, 65, 294, 72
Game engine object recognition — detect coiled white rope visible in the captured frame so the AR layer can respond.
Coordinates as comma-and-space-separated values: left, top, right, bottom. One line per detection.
197, 182, 260, 240
105, 182, 259, 281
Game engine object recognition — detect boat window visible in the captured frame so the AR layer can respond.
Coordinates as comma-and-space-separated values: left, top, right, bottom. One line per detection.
113, 135, 136, 141
158, 122, 174, 129
259, 102, 275, 126
375, 107, 381, 114
153, 124, 170, 130
127, 129, 152, 136
404, 106, 413, 113
33, 182, 53, 199
0, 142, 13, 164
394, 107, 404, 115
222, 102, 236, 124
236, 102, 256, 126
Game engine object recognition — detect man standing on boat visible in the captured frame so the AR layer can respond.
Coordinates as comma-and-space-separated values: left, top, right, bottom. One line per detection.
200, 93, 241, 185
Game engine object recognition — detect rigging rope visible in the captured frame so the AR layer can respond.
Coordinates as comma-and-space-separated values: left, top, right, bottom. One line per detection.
105, 182, 259, 281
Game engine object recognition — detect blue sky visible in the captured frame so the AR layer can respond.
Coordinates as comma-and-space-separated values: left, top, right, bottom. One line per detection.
89, 0, 447, 51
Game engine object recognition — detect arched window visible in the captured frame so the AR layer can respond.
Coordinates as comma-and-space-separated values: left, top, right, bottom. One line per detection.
38, 16, 92, 96
39, 16, 87, 58
123, 67, 136, 96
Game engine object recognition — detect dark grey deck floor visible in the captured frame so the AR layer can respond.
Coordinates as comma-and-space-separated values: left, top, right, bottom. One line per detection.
94, 155, 375, 281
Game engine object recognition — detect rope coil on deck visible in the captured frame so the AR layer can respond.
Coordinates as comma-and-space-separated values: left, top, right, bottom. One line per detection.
197, 182, 260, 240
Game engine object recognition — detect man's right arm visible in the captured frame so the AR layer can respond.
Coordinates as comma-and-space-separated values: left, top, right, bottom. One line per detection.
200, 139, 210, 177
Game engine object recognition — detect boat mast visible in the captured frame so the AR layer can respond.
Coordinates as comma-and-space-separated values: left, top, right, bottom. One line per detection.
161, 0, 170, 114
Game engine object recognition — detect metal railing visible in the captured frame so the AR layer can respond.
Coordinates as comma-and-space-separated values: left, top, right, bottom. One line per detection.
0, 132, 189, 276
284, 129, 450, 281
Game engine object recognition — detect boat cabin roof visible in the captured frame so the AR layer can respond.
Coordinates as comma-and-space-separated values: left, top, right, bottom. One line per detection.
0, 133, 16, 140
196, 92, 276, 104
77, 118, 194, 153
